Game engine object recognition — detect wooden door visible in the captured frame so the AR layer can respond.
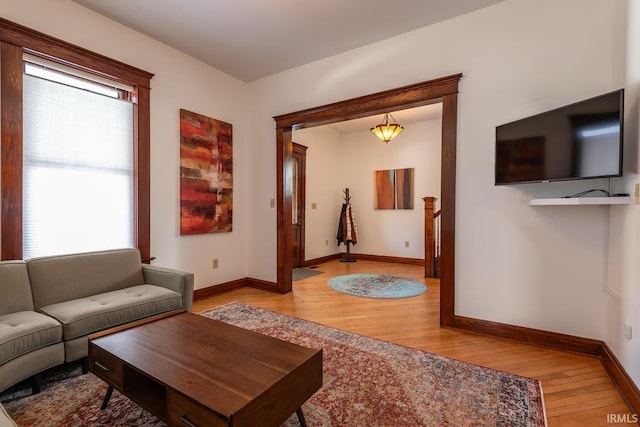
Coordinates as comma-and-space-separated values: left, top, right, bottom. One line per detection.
291, 143, 307, 268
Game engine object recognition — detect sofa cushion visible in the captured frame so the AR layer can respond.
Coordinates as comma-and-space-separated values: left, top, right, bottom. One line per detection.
39, 285, 182, 340
0, 311, 62, 365
0, 261, 34, 316
27, 248, 146, 310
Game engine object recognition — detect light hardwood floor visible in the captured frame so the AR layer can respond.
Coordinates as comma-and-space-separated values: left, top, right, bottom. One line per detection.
193, 260, 634, 426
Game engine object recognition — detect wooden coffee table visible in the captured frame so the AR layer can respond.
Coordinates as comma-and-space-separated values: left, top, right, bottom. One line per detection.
88, 310, 322, 427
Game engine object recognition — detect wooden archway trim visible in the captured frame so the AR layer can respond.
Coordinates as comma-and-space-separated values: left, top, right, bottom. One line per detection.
273, 73, 462, 327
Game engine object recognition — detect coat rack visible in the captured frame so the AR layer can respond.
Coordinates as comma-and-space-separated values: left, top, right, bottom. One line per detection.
337, 188, 357, 262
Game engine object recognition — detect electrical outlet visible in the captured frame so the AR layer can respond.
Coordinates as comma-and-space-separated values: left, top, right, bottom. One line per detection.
312, 203, 317, 209
624, 323, 632, 340
325, 239, 329, 246
270, 198, 275, 208
405, 241, 410, 247
635, 184, 640, 205
212, 258, 219, 269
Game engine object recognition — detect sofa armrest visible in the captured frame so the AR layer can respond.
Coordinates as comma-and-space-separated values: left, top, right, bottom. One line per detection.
142, 265, 194, 312
0, 403, 17, 427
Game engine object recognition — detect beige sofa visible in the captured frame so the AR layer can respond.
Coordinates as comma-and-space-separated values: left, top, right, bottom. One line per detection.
0, 248, 194, 395
0, 260, 64, 395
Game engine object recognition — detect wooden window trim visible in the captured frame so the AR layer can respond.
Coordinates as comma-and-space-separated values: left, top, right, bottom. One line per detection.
0, 17, 154, 261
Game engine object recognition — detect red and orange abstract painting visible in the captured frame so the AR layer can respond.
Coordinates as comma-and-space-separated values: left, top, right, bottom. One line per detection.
394, 168, 414, 209
374, 169, 395, 209
180, 109, 233, 235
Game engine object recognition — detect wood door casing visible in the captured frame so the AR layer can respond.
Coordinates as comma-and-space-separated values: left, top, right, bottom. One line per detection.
291, 143, 307, 268
274, 74, 461, 327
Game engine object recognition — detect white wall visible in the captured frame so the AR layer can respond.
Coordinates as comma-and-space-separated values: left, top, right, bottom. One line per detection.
292, 125, 344, 260
340, 119, 441, 259
247, 0, 627, 340
0, 0, 250, 290
295, 116, 441, 261
604, 0, 640, 388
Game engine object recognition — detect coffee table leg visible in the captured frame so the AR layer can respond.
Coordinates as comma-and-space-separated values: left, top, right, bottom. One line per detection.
296, 408, 307, 427
101, 385, 114, 410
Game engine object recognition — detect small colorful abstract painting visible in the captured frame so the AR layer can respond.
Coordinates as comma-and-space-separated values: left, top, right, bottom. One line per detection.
374, 168, 414, 210
394, 168, 414, 209
374, 169, 395, 209
179, 109, 233, 234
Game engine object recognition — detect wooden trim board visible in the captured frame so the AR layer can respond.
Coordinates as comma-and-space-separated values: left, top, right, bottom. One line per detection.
450, 315, 640, 416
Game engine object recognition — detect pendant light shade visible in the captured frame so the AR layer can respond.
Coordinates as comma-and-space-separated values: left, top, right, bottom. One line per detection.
370, 113, 404, 143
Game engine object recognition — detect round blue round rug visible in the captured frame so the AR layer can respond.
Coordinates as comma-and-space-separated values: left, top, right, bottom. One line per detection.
327, 273, 427, 299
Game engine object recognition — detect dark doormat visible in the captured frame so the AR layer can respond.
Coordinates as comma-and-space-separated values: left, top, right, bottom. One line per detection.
293, 267, 325, 281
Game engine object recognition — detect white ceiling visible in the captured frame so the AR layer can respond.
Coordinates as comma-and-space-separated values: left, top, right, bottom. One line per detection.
72, 0, 506, 83
328, 103, 442, 134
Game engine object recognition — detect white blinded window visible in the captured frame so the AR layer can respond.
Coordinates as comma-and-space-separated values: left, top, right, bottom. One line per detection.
23, 57, 135, 259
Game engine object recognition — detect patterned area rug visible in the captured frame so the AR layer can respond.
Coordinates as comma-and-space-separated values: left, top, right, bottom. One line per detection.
328, 273, 427, 298
0, 303, 546, 426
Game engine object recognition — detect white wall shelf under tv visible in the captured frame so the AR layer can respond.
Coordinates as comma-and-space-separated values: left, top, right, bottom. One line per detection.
529, 196, 631, 206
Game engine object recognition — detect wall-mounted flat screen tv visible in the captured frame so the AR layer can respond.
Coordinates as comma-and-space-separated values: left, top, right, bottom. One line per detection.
495, 89, 624, 185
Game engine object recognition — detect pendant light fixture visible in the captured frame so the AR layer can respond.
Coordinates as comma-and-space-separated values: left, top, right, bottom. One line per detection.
370, 113, 404, 143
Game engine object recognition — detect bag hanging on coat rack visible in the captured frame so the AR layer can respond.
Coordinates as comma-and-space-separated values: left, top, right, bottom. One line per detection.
337, 188, 357, 262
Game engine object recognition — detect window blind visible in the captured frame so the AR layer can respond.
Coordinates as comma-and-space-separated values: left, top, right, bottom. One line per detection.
23, 70, 135, 259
